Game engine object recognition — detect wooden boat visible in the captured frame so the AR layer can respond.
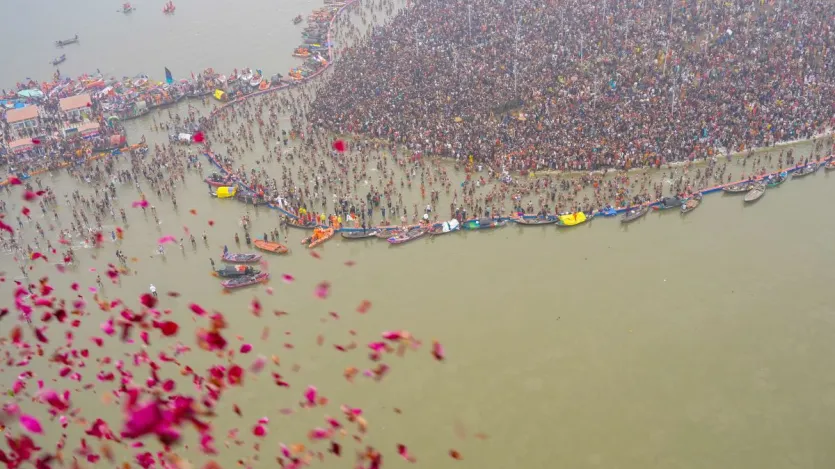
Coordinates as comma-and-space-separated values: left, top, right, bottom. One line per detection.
556, 211, 590, 227
221, 272, 269, 289
376, 228, 400, 239
765, 171, 788, 188
792, 163, 818, 178
204, 173, 233, 187
122, 2, 134, 13
286, 218, 317, 229
428, 219, 460, 235
387, 226, 427, 244
825, 159, 835, 170
341, 229, 380, 239
162, 1, 176, 13
513, 216, 558, 226
722, 181, 755, 193
462, 218, 506, 230
253, 239, 288, 254
56, 35, 79, 47
301, 227, 335, 248
51, 55, 66, 66
293, 15, 303, 24
680, 194, 702, 214
215, 265, 260, 278
743, 184, 766, 203
221, 248, 262, 263
655, 196, 682, 210
620, 206, 648, 223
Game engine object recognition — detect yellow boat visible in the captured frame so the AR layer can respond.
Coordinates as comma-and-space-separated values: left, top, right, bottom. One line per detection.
216, 186, 237, 199
557, 211, 589, 227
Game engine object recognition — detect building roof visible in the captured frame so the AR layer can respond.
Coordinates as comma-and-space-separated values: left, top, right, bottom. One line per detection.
8, 138, 33, 150
77, 122, 101, 133
5, 106, 39, 123
59, 94, 92, 111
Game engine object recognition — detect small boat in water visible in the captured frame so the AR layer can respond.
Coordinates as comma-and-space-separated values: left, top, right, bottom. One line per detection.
221, 246, 262, 263
792, 163, 818, 178
722, 181, 755, 194
428, 219, 460, 235
341, 229, 380, 240
286, 218, 317, 229
513, 216, 558, 226
680, 194, 702, 214
51, 55, 66, 66
122, 2, 134, 13
765, 171, 788, 188
215, 265, 260, 278
221, 272, 269, 290
743, 184, 766, 203
462, 218, 506, 230
204, 172, 234, 187
557, 211, 590, 227
56, 35, 79, 47
387, 226, 427, 244
293, 14, 303, 24
621, 206, 648, 223
162, 1, 176, 13
655, 196, 682, 210
253, 239, 288, 254
302, 227, 334, 248
825, 159, 835, 170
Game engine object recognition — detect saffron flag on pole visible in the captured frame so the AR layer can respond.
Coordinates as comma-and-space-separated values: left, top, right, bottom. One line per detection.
164, 67, 174, 84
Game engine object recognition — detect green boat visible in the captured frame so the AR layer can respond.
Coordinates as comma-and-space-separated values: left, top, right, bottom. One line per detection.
765, 171, 788, 188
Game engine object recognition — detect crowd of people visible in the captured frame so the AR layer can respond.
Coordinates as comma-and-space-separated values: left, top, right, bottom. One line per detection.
311, 0, 835, 171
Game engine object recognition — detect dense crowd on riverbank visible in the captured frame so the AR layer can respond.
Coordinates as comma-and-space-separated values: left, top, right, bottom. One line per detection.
311, 0, 835, 172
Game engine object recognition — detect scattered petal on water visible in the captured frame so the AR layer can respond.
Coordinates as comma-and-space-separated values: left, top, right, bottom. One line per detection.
432, 340, 445, 361
19, 414, 43, 434
314, 282, 330, 299
309, 251, 321, 259
397, 444, 416, 462
356, 300, 371, 314
449, 450, 463, 460
281, 274, 295, 283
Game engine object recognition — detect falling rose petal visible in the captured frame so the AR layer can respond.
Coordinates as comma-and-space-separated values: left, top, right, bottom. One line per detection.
158, 235, 177, 244
131, 199, 149, 208
189, 209, 197, 215
8, 176, 22, 185
332, 139, 346, 152
303, 386, 318, 406
189, 303, 207, 316
23, 191, 38, 201
252, 424, 267, 437
31, 138, 41, 145
139, 293, 157, 308
344, 260, 356, 267
309, 250, 321, 259
431, 340, 445, 361
240, 344, 253, 354
449, 450, 463, 460
19, 414, 43, 434
314, 282, 330, 299
356, 300, 372, 314
329, 441, 342, 456
193, 131, 205, 143
249, 355, 267, 374
397, 444, 416, 462
208, 220, 215, 226
159, 321, 179, 337
281, 273, 295, 284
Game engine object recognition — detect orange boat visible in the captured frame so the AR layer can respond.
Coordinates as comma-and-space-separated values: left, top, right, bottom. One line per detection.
301, 227, 334, 248
253, 239, 289, 254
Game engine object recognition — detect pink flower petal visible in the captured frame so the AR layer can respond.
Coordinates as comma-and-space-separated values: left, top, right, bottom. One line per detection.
19, 414, 43, 434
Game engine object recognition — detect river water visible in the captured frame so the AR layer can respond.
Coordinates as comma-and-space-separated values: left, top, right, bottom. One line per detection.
3, 0, 835, 468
